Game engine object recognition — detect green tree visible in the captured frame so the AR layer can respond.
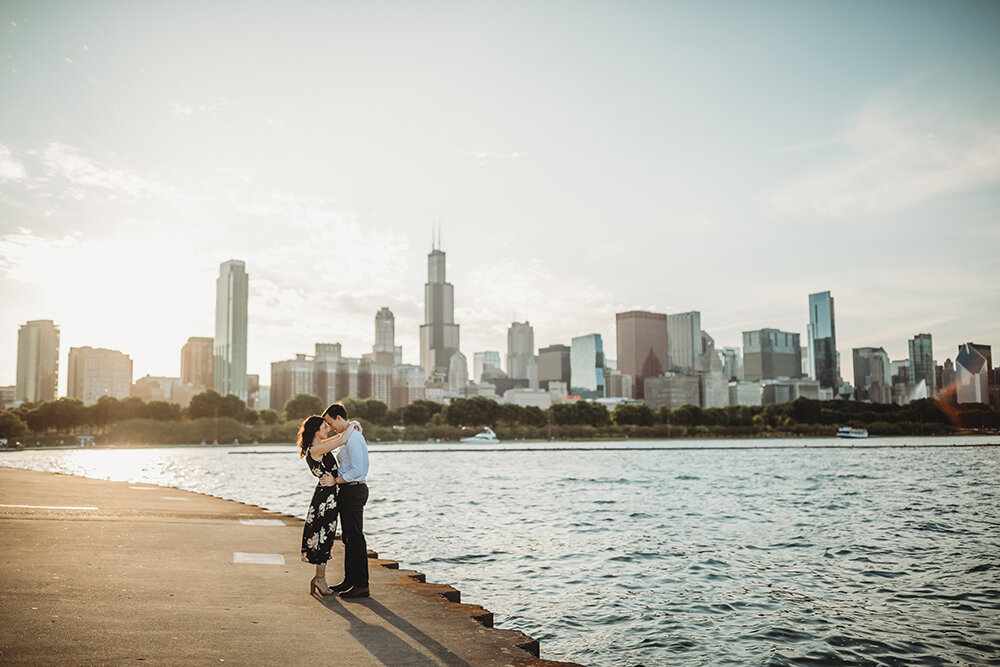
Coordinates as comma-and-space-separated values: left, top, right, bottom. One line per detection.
400, 399, 444, 426
612, 402, 655, 426
88, 396, 119, 432
146, 400, 181, 421
188, 390, 250, 420
283, 393, 323, 421
671, 404, 703, 426
343, 398, 388, 425
49, 397, 86, 433
258, 409, 281, 425
445, 396, 499, 427
0, 411, 28, 440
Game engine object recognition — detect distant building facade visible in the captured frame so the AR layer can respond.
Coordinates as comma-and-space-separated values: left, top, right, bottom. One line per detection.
448, 351, 469, 392
419, 247, 460, 380
67, 347, 133, 405
16, 319, 60, 404
181, 336, 214, 388
853, 347, 891, 403
473, 351, 501, 384
722, 346, 743, 381
132, 376, 182, 403
743, 329, 802, 382
667, 311, 701, 373
506, 321, 535, 380
908, 333, 935, 396
643, 373, 700, 410
538, 344, 571, 392
808, 291, 839, 391
214, 259, 249, 401
616, 311, 669, 399
956, 342, 990, 405
570, 334, 605, 398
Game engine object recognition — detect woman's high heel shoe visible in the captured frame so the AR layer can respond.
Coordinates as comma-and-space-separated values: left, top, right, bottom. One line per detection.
310, 577, 335, 596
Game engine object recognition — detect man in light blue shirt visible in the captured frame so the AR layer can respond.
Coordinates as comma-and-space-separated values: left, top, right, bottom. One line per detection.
320, 402, 370, 598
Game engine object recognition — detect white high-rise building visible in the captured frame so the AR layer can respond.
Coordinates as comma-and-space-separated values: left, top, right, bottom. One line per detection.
16, 319, 60, 403
570, 334, 605, 398
67, 347, 133, 405
214, 259, 249, 401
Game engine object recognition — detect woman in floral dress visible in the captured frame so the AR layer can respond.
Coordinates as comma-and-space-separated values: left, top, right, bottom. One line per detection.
296, 414, 359, 596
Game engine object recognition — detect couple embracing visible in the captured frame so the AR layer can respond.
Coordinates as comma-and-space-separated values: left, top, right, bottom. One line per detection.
296, 402, 370, 599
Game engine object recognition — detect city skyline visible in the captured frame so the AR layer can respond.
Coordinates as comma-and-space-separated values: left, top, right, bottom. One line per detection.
1, 2, 998, 392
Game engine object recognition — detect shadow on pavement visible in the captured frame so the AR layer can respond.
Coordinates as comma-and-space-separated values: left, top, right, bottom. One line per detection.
316, 596, 471, 666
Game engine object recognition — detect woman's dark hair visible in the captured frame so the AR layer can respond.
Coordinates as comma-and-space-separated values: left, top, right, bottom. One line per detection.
296, 415, 325, 458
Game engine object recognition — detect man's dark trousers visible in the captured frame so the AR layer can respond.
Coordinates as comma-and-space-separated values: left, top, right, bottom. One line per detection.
339, 483, 369, 588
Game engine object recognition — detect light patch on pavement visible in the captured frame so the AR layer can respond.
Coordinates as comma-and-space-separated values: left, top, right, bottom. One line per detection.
233, 552, 285, 565
161, 496, 190, 501
240, 519, 286, 526
0, 504, 99, 510
129, 486, 159, 490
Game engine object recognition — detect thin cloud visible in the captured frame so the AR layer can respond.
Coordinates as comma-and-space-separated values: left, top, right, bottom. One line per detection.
0, 144, 27, 181
770, 94, 1000, 218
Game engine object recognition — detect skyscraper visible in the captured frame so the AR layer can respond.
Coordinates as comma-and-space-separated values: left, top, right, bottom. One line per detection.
743, 329, 802, 381
908, 333, 935, 396
853, 347, 891, 403
616, 311, 669, 399
214, 259, 249, 401
419, 246, 460, 380
15, 319, 60, 403
371, 307, 402, 366
570, 334, 605, 398
667, 311, 701, 373
808, 291, 838, 391
448, 351, 469, 392
956, 342, 990, 404
473, 351, 501, 383
538, 344, 571, 391
507, 321, 534, 380
181, 336, 214, 387
67, 347, 133, 404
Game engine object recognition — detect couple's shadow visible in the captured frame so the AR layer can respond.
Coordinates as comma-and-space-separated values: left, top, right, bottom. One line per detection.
316, 594, 471, 666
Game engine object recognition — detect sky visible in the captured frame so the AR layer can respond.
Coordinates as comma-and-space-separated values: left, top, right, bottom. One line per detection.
1, 0, 998, 394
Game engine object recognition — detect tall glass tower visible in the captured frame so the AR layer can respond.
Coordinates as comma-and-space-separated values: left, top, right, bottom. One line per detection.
419, 246, 460, 380
214, 259, 249, 401
808, 291, 839, 391
571, 333, 605, 398
908, 333, 935, 395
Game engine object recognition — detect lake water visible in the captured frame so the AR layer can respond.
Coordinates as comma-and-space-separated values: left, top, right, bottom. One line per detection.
3, 436, 999, 665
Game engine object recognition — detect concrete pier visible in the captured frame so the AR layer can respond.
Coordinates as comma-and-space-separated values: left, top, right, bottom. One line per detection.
0, 467, 577, 666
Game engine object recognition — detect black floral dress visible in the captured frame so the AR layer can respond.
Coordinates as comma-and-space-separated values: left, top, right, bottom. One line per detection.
301, 447, 339, 564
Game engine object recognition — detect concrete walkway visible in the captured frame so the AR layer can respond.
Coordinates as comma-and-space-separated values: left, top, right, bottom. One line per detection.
0, 467, 576, 666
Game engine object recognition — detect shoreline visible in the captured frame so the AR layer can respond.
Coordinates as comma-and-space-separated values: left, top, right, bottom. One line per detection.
3, 432, 999, 453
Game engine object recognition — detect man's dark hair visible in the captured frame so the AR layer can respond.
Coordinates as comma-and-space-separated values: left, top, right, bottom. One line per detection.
323, 402, 348, 420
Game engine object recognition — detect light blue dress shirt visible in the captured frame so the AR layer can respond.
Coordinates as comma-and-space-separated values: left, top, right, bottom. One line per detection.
336, 428, 369, 482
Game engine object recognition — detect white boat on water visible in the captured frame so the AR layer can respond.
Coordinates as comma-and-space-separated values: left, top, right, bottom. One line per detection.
837, 426, 869, 439
460, 426, 501, 444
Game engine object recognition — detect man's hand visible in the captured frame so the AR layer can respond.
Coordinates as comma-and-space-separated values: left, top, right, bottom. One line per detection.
319, 473, 336, 487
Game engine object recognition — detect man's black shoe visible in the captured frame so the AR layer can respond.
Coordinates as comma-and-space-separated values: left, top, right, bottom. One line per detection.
339, 586, 370, 599
331, 580, 352, 593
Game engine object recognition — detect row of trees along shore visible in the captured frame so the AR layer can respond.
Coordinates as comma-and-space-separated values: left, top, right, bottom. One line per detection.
1, 389, 997, 447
